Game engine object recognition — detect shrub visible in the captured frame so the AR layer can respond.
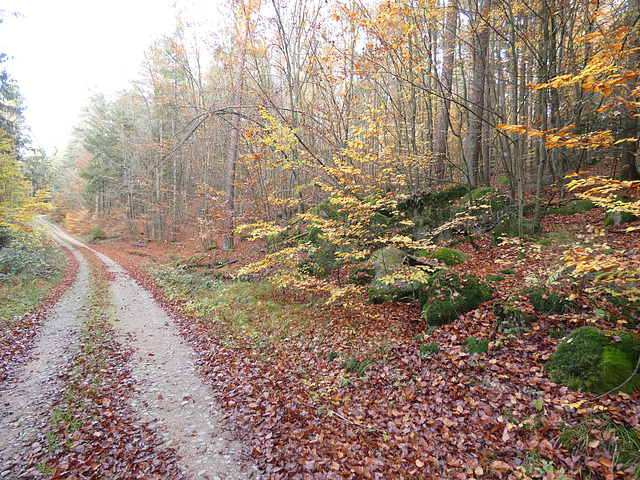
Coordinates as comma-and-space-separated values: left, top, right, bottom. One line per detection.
87, 226, 105, 243
0, 228, 65, 281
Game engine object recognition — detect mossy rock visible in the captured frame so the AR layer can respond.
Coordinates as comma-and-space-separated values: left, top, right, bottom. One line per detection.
417, 247, 468, 266
493, 302, 536, 335
604, 195, 638, 226
455, 187, 507, 215
398, 185, 471, 230
551, 199, 596, 216
546, 326, 640, 395
419, 272, 492, 326
368, 246, 422, 303
397, 184, 470, 214
491, 217, 535, 243
525, 288, 577, 315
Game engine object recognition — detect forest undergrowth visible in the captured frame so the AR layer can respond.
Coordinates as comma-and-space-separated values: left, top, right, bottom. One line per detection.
91, 202, 640, 480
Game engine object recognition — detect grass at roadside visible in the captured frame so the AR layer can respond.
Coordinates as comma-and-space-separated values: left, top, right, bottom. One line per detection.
153, 266, 321, 351
0, 274, 65, 324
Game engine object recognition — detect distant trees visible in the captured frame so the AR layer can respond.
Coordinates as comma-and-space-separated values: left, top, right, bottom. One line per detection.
53, 0, 638, 244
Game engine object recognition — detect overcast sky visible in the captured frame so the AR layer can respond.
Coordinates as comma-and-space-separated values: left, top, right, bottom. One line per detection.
0, 0, 218, 155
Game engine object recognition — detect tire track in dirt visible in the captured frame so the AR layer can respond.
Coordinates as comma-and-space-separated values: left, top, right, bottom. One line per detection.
42, 224, 259, 479
0, 229, 89, 478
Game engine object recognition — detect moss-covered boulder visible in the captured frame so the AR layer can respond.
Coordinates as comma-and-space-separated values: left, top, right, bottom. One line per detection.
397, 185, 470, 234
368, 246, 420, 303
546, 326, 640, 395
604, 195, 638, 226
494, 301, 536, 335
491, 217, 536, 243
419, 272, 492, 326
417, 247, 468, 266
526, 288, 577, 315
454, 187, 507, 215
551, 199, 596, 216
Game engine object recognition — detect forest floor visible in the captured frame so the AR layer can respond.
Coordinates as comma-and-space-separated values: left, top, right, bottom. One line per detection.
0, 206, 639, 479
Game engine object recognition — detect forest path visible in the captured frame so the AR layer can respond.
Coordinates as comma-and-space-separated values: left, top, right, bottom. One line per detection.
0, 223, 257, 479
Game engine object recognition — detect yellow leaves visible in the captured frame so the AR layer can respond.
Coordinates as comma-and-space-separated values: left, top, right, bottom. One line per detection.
236, 221, 287, 240
495, 123, 529, 135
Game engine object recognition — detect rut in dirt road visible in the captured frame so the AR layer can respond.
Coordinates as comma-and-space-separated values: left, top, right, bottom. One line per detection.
0, 243, 88, 478
0, 223, 259, 479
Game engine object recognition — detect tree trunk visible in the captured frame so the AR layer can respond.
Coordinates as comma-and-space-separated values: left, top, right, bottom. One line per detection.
464, 0, 491, 186
433, 0, 458, 180
223, 6, 249, 251
620, 0, 640, 180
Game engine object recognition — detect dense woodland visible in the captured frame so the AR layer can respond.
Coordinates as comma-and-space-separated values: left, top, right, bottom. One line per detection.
2, 0, 640, 477
2, 0, 634, 246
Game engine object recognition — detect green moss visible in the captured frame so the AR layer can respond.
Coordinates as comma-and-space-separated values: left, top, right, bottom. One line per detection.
419, 342, 439, 356
419, 272, 492, 326
526, 288, 577, 315
498, 268, 517, 275
486, 275, 505, 282
420, 248, 468, 266
465, 336, 490, 355
546, 326, 640, 394
551, 199, 596, 216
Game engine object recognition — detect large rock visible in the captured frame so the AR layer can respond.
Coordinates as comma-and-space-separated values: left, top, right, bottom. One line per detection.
368, 246, 430, 303
546, 326, 640, 395
419, 272, 492, 326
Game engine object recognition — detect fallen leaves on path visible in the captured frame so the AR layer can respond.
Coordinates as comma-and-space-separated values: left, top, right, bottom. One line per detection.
28, 250, 182, 479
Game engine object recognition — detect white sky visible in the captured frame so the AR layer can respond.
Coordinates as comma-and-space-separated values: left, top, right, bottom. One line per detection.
0, 0, 224, 156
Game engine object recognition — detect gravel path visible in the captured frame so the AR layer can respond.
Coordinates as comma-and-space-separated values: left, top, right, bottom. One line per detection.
0, 224, 258, 479
0, 238, 88, 478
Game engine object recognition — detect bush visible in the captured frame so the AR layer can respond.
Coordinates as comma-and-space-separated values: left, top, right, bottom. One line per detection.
87, 226, 105, 243
0, 228, 65, 281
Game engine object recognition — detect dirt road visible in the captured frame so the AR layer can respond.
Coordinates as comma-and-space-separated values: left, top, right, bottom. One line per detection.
0, 223, 258, 479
